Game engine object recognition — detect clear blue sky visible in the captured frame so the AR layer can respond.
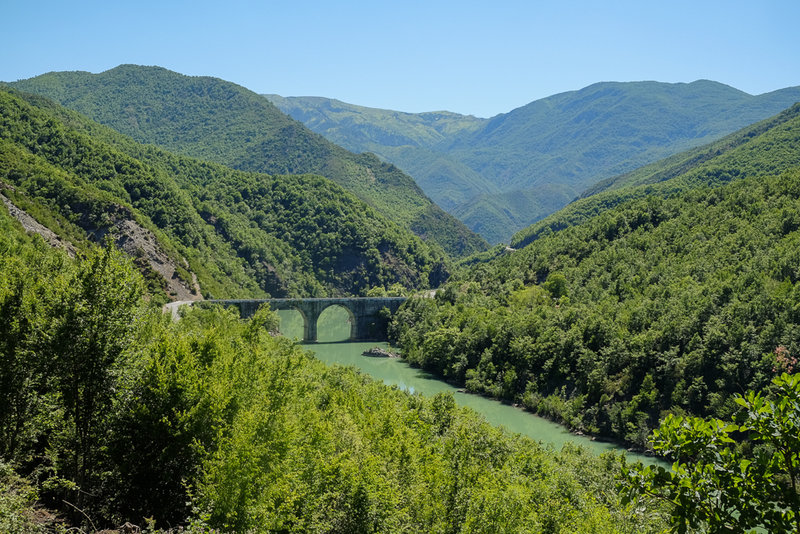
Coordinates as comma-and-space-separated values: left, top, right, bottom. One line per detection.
4, 0, 799, 117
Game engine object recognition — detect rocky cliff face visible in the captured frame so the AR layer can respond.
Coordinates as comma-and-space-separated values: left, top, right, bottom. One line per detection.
1, 192, 77, 257
1, 189, 201, 302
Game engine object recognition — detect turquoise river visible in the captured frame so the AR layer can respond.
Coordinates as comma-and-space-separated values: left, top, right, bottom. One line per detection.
277, 307, 662, 466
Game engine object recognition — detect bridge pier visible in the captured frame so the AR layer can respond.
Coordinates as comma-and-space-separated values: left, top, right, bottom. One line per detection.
210, 297, 407, 342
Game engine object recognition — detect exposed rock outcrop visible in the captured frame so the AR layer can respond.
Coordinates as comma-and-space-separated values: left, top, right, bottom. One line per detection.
362, 347, 400, 358
1, 189, 201, 302
93, 215, 202, 302
1, 192, 77, 257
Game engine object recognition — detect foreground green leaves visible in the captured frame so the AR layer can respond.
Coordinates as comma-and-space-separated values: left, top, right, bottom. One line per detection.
622, 372, 800, 533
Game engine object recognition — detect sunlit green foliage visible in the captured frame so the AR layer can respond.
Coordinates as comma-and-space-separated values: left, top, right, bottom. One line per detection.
0, 460, 50, 534
9, 65, 488, 258
0, 215, 148, 521
0, 216, 665, 531
45, 239, 144, 499
622, 372, 800, 533
0, 87, 449, 297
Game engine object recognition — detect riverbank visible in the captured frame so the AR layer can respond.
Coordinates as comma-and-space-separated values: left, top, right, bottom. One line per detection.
275, 308, 664, 465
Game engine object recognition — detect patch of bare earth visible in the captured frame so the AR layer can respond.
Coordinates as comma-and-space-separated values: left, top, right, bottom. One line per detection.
1, 193, 77, 257
95, 217, 202, 302
1, 192, 202, 302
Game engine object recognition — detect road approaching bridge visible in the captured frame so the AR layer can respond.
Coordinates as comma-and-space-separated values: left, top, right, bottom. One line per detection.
210, 297, 407, 342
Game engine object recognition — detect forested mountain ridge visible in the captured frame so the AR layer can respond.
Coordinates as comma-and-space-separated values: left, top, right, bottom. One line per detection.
9, 65, 488, 258
269, 81, 800, 243
265, 95, 486, 149
264, 94, 493, 212
391, 101, 800, 449
0, 87, 450, 299
511, 102, 800, 249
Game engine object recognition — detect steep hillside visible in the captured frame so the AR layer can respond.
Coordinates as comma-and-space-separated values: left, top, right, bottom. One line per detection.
0, 88, 450, 299
451, 185, 574, 244
269, 81, 800, 243
511, 103, 800, 248
9, 66, 487, 257
265, 95, 493, 211
392, 100, 800, 448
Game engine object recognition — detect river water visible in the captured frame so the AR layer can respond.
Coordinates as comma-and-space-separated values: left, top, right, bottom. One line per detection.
277, 307, 661, 465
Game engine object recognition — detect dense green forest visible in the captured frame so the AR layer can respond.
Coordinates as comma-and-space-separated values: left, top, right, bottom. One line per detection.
4, 69, 800, 532
0, 87, 450, 299
392, 104, 800, 450
9, 66, 488, 258
269, 81, 800, 243
0, 206, 669, 532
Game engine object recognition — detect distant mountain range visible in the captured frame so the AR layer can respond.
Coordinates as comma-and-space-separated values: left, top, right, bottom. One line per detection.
267, 81, 800, 243
510, 101, 800, 249
9, 65, 487, 258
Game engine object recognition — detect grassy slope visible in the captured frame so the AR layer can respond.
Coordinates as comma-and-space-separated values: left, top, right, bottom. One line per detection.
265, 94, 495, 211
10, 66, 487, 257
0, 87, 450, 298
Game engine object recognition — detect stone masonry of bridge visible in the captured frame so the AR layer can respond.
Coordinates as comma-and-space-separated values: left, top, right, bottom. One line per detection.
210, 297, 407, 342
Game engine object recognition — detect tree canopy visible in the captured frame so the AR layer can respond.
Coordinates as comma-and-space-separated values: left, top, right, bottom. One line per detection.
0, 209, 666, 531
622, 372, 800, 533
0, 87, 450, 299
391, 103, 800, 448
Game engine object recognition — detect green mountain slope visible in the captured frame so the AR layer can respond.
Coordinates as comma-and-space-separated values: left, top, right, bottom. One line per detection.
451, 185, 574, 244
0, 87, 450, 298
392, 102, 800, 447
511, 103, 800, 248
269, 81, 800, 243
448, 81, 799, 190
10, 65, 487, 258
264, 95, 494, 211
265, 95, 486, 148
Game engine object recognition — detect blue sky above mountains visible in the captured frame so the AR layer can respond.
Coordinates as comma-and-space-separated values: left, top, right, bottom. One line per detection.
4, 0, 799, 117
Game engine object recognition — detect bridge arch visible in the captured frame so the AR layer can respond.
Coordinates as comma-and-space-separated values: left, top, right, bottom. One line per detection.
317, 303, 356, 342
273, 306, 308, 341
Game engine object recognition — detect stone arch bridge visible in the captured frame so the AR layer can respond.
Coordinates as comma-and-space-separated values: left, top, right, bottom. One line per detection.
210, 297, 407, 342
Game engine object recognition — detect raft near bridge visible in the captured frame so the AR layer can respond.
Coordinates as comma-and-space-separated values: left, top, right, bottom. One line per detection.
210, 297, 408, 342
